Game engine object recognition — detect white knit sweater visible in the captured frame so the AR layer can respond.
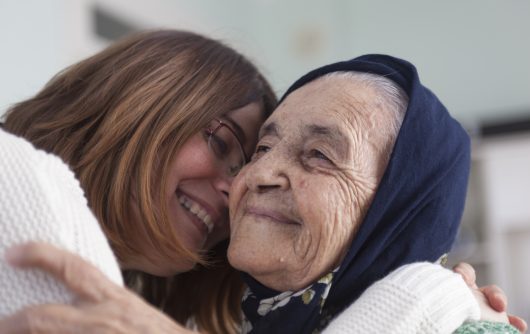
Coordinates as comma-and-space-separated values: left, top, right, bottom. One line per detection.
323, 262, 481, 334
0, 129, 123, 319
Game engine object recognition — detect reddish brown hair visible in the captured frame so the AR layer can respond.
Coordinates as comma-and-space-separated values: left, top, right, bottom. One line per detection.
4, 30, 276, 333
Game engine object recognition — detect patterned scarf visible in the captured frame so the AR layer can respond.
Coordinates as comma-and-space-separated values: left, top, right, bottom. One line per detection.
241, 269, 337, 333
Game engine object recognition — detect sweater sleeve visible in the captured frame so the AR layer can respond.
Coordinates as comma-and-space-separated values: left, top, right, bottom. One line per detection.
322, 262, 481, 334
0, 129, 123, 319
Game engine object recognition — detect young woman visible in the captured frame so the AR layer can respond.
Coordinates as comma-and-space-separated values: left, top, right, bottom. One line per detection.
2, 29, 277, 333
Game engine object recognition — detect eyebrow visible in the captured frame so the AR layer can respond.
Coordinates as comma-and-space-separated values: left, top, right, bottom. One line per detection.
305, 124, 351, 158
259, 122, 279, 138
306, 124, 348, 145
260, 122, 348, 144
222, 115, 247, 143
260, 121, 349, 156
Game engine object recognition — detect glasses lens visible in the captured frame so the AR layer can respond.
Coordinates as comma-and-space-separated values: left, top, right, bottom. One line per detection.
207, 122, 246, 176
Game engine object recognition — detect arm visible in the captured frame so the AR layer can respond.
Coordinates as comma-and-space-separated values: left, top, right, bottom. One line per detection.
322, 262, 480, 334
0, 131, 187, 333
1, 243, 194, 334
0, 129, 122, 318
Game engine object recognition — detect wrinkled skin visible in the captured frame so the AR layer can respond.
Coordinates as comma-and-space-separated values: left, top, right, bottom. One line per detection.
228, 76, 396, 291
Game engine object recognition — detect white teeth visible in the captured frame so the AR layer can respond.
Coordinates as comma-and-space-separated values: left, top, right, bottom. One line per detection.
177, 194, 214, 233
190, 202, 200, 215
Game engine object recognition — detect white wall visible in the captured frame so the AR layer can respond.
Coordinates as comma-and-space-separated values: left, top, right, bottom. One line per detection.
0, 0, 67, 112
342, 0, 530, 126
478, 134, 530, 320
2, 0, 529, 127
0, 0, 209, 115
242, 0, 530, 126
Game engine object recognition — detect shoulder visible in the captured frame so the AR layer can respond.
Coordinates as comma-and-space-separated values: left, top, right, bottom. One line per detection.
0, 129, 122, 317
323, 263, 480, 334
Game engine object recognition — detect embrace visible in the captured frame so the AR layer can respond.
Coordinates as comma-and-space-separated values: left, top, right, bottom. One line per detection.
0, 30, 525, 333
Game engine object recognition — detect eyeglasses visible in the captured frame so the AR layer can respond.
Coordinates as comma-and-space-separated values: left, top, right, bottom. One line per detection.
205, 119, 248, 177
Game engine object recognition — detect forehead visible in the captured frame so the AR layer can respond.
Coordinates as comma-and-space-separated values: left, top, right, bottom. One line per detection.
271, 76, 377, 129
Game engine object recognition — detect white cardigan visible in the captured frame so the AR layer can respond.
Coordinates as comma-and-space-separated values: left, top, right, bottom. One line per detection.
0, 128, 123, 318
0, 128, 479, 332
323, 262, 480, 333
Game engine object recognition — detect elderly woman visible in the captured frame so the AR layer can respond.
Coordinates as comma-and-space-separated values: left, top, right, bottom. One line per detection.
1, 55, 522, 333
227, 54, 519, 333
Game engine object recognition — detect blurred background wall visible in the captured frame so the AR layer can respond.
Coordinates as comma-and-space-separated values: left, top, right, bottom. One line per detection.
1, 0, 529, 319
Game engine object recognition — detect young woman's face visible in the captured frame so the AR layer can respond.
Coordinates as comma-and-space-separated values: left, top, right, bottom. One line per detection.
161, 102, 264, 272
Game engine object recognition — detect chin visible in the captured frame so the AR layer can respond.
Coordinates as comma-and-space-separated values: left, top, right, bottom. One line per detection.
227, 246, 282, 290
226, 244, 257, 273
226, 244, 243, 269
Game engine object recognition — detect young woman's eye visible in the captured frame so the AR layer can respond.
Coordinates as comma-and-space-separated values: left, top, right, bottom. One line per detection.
209, 133, 229, 157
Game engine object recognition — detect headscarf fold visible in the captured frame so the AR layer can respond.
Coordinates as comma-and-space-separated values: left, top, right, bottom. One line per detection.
241, 54, 471, 333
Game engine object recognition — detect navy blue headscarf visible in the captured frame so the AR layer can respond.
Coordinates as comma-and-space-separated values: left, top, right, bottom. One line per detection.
240, 54, 471, 333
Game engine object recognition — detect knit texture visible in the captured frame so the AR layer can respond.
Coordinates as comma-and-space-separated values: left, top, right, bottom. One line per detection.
0, 129, 123, 318
322, 263, 480, 334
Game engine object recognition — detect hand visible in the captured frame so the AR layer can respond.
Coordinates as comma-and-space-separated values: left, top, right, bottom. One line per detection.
453, 262, 527, 333
0, 242, 195, 334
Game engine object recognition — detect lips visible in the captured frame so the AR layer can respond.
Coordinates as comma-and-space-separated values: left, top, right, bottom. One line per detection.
245, 206, 301, 225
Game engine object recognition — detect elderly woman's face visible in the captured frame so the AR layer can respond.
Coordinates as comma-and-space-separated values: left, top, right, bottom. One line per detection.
228, 76, 389, 291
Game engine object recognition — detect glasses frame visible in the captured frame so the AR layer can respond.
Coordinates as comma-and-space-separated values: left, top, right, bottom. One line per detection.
205, 119, 248, 176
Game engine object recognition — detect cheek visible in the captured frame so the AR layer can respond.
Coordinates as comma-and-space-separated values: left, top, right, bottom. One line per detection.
297, 178, 358, 266
228, 167, 249, 225
170, 135, 216, 180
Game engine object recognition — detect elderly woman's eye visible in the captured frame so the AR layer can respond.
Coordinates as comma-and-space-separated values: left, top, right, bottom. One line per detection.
256, 145, 270, 153
251, 144, 271, 160
309, 149, 332, 162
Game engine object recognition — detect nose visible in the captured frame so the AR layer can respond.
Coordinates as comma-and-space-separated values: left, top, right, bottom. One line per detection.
212, 173, 232, 206
245, 149, 289, 193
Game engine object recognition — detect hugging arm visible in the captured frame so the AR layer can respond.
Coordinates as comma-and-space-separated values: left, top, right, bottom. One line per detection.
1, 245, 524, 334
323, 263, 524, 334
0, 243, 193, 334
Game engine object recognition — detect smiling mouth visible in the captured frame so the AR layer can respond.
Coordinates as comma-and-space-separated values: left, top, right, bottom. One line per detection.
177, 193, 214, 233
245, 207, 301, 226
